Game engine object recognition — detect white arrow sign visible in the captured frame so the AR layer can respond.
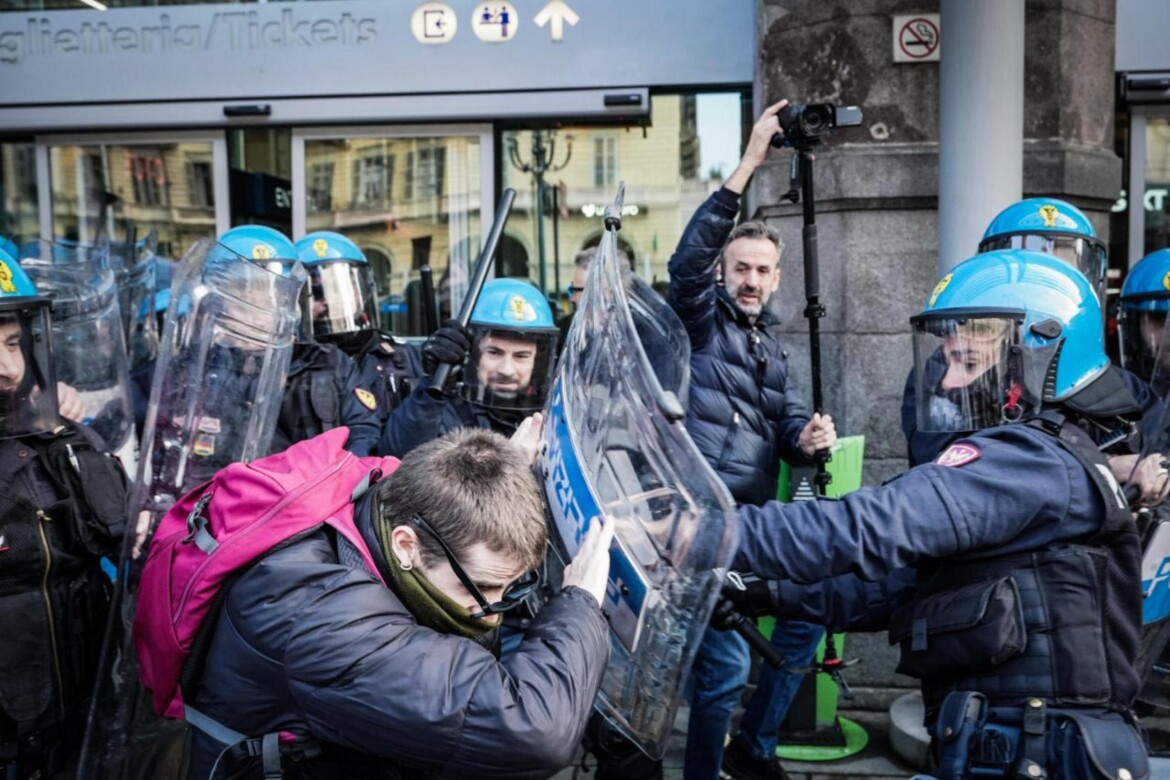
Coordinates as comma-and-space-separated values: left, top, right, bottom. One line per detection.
534, 0, 579, 42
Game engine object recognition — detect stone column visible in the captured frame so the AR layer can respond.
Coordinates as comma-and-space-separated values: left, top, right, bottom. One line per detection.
938, 0, 1024, 272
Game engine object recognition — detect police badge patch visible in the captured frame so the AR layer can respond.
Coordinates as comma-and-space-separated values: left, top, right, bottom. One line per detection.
354, 388, 377, 411
935, 443, 981, 467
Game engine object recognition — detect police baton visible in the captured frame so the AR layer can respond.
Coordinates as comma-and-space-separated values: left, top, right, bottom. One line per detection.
419, 264, 439, 336
427, 187, 517, 396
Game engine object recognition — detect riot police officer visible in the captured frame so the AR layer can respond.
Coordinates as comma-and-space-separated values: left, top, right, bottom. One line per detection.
1119, 247, 1170, 394
293, 231, 422, 424
216, 226, 381, 457
380, 278, 559, 457
0, 248, 129, 779
728, 250, 1149, 779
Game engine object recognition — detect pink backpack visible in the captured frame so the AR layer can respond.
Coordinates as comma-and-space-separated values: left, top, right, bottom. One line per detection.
134, 427, 398, 722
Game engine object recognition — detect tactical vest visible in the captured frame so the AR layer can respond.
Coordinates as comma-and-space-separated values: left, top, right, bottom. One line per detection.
892, 415, 1142, 720
0, 425, 128, 742
275, 343, 347, 450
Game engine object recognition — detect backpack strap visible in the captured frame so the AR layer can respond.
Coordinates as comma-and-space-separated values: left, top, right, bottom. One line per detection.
188, 705, 283, 780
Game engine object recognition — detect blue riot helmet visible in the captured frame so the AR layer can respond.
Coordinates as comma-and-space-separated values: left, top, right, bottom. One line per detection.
0, 247, 60, 437
0, 235, 17, 262
912, 249, 1108, 434
294, 231, 379, 341
218, 226, 310, 339
978, 198, 1109, 305
465, 278, 560, 413
1119, 248, 1170, 394
217, 225, 299, 274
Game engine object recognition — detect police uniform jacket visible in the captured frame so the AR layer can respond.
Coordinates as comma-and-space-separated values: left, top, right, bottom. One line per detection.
341, 331, 422, 423
188, 500, 609, 779
735, 419, 1141, 722
379, 387, 519, 458
668, 189, 813, 506
271, 342, 381, 457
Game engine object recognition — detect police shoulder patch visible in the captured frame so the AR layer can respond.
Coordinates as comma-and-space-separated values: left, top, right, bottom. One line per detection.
935, 443, 981, 467
355, 387, 377, 411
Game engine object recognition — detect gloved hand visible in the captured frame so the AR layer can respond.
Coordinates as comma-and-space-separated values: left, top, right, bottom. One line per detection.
421, 319, 471, 377
718, 571, 779, 621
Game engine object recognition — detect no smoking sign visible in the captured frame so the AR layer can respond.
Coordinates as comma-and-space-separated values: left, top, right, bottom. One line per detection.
893, 14, 940, 63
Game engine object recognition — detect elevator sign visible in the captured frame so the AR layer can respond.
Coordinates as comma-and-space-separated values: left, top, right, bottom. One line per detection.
893, 14, 940, 63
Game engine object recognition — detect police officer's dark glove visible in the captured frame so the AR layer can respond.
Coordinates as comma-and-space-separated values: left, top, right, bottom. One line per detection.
710, 572, 788, 669
720, 571, 780, 619
421, 319, 471, 377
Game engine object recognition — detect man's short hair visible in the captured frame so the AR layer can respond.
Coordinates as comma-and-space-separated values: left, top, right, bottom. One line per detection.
718, 221, 784, 265
377, 428, 547, 570
574, 247, 633, 271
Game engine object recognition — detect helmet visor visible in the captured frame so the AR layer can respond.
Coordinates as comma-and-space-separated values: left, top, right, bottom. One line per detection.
1120, 307, 1170, 395
306, 260, 378, 338
0, 300, 61, 439
912, 314, 1033, 433
981, 234, 1108, 303
463, 326, 559, 413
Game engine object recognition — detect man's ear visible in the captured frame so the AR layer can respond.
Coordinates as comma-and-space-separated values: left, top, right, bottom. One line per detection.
390, 525, 422, 569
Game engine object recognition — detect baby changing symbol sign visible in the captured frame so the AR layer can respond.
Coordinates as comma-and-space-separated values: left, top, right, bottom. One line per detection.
472, 2, 518, 43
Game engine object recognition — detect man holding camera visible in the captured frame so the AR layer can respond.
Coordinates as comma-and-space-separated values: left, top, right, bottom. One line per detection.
667, 100, 836, 780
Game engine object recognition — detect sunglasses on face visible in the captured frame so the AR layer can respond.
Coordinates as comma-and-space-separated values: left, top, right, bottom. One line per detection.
410, 514, 539, 620
567, 285, 586, 296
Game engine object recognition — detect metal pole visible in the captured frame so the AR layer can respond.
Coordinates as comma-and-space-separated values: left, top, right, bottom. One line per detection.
536, 174, 547, 292
799, 150, 830, 493
552, 183, 561, 302
938, 0, 1024, 272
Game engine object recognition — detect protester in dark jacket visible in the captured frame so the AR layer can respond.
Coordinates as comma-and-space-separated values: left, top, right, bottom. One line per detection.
667, 99, 837, 780
188, 427, 613, 779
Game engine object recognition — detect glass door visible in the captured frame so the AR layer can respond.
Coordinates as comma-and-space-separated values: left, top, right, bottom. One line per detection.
292, 124, 493, 338
35, 131, 229, 264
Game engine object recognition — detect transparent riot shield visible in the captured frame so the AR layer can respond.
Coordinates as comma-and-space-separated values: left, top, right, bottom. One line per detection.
21, 239, 134, 451
539, 185, 738, 758
106, 229, 161, 373
1131, 335, 1170, 711
79, 238, 306, 780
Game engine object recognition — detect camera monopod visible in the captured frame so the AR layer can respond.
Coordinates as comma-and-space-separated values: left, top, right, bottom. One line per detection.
427, 187, 517, 396
769, 112, 865, 716
771, 138, 833, 493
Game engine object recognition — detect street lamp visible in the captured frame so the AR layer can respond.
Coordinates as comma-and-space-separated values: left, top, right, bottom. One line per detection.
508, 130, 572, 296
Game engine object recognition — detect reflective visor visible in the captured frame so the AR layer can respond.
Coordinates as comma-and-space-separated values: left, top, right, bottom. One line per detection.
981, 234, 1108, 303
306, 260, 378, 338
463, 326, 559, 413
912, 314, 1028, 433
1120, 308, 1170, 396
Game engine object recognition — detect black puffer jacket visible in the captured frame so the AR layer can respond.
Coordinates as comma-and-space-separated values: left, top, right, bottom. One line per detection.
668, 189, 813, 506
188, 504, 609, 779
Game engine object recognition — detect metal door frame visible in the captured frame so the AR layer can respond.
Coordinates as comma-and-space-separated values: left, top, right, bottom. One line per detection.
1127, 105, 1170, 267
33, 129, 231, 241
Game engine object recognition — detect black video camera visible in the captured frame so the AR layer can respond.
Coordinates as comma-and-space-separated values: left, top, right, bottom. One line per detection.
771, 103, 863, 149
